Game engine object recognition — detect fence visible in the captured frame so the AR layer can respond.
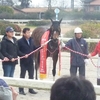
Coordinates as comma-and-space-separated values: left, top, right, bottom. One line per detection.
0, 35, 99, 43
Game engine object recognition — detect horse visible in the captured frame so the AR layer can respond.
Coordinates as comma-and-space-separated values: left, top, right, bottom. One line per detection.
31, 19, 62, 80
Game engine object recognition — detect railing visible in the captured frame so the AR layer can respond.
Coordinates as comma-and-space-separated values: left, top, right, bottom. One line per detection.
59, 37, 99, 43
1, 77, 100, 95
0, 35, 99, 43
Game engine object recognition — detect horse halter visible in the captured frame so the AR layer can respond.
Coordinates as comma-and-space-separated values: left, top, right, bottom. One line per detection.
49, 19, 62, 40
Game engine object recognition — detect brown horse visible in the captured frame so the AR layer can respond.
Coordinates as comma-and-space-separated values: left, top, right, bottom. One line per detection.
31, 19, 62, 80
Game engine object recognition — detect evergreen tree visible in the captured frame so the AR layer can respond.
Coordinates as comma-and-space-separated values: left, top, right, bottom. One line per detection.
19, 0, 31, 8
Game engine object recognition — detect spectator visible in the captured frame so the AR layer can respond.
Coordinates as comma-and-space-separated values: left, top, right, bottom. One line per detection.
88, 41, 100, 85
1, 26, 27, 77
50, 76, 96, 100
0, 78, 18, 100
63, 27, 88, 78
0, 42, 9, 61
17, 28, 37, 95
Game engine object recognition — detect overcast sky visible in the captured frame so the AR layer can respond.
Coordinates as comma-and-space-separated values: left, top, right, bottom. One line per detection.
13, 0, 82, 8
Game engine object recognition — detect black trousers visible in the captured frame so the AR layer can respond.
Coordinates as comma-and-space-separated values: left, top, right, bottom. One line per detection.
19, 63, 34, 92
97, 78, 100, 85
70, 65, 85, 78
20, 63, 34, 79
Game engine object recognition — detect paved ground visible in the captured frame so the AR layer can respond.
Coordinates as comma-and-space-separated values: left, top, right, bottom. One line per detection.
0, 52, 100, 100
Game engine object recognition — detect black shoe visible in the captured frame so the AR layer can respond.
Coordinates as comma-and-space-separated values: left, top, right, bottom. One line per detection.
19, 91, 26, 95
29, 89, 37, 94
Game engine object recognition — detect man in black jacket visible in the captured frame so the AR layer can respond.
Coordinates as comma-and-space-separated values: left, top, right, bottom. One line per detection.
1, 26, 27, 77
17, 28, 37, 95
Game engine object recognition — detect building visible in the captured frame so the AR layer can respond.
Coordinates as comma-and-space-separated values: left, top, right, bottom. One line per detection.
85, 0, 100, 12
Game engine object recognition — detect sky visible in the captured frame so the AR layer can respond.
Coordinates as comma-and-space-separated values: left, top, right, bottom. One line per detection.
31, 0, 82, 7
13, 0, 82, 8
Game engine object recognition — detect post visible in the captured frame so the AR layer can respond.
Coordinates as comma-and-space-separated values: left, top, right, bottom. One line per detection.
54, 8, 60, 21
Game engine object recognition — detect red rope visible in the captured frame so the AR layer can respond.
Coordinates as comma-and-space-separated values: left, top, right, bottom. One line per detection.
0, 39, 51, 62
58, 41, 61, 75
1, 38, 98, 69
64, 46, 98, 68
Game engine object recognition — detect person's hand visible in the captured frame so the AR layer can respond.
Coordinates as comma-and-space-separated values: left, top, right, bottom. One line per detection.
84, 59, 89, 66
61, 41, 65, 48
41, 43, 45, 47
11, 58, 15, 62
87, 54, 92, 58
24, 54, 28, 58
3, 57, 9, 61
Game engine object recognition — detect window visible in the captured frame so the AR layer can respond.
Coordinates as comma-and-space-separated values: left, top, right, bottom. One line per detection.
94, 6, 100, 11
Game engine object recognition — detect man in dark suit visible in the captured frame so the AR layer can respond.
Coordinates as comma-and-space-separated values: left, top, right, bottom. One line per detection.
17, 28, 37, 95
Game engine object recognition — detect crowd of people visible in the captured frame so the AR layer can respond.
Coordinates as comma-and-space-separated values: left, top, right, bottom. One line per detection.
0, 26, 38, 100
0, 26, 99, 100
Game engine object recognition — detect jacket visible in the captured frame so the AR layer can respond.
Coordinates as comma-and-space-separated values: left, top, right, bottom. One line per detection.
91, 41, 100, 56
1, 36, 24, 65
0, 79, 8, 87
65, 38, 88, 66
0, 43, 4, 60
17, 37, 36, 66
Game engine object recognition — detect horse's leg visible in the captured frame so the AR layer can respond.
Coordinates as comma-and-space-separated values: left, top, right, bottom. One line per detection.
34, 52, 40, 80
52, 53, 58, 81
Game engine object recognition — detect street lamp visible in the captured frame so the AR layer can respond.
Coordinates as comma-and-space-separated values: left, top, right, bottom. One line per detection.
54, 8, 60, 21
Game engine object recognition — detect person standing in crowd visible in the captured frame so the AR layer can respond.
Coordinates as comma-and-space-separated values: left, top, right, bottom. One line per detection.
62, 27, 88, 78
0, 42, 9, 61
1, 26, 27, 77
0, 78, 18, 100
50, 76, 96, 100
17, 28, 37, 95
88, 41, 100, 85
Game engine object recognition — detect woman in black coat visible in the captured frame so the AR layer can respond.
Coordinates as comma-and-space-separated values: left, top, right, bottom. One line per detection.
1, 26, 25, 77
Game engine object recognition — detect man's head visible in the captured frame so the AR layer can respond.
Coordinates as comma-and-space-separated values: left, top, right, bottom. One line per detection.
22, 28, 31, 39
50, 76, 96, 100
81, 78, 96, 100
6, 26, 14, 38
74, 27, 82, 38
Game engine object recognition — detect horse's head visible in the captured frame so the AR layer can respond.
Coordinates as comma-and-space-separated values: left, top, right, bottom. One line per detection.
49, 19, 62, 40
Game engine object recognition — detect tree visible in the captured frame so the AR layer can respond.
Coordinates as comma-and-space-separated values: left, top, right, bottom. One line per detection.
81, 0, 94, 3
19, 0, 32, 8
59, 0, 69, 8
71, 0, 74, 10
0, 0, 14, 6
45, 0, 57, 9
46, 0, 51, 9
0, 5, 14, 13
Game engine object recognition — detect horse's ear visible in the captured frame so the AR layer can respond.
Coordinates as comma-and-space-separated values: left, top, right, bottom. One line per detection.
50, 18, 53, 23
59, 19, 62, 24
